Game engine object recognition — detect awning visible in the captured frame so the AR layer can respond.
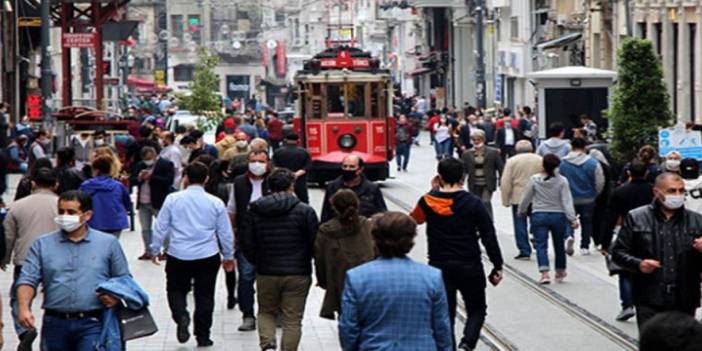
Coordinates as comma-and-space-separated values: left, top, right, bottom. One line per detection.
127, 76, 155, 87
535, 32, 582, 50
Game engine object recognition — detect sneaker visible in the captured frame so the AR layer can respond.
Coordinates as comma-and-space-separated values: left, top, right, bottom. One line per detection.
539, 274, 551, 285
176, 315, 190, 344
457, 341, 474, 351
555, 271, 568, 283
566, 237, 575, 256
238, 317, 256, 331
17, 328, 37, 351
262, 343, 277, 351
580, 248, 591, 256
137, 253, 152, 260
616, 307, 636, 322
196, 338, 214, 347
513, 254, 530, 261
227, 295, 237, 310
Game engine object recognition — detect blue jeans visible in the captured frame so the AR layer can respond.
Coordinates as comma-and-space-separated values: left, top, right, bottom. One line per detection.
138, 204, 159, 254
566, 202, 595, 249
436, 139, 452, 158
531, 212, 567, 272
512, 205, 531, 256
619, 274, 633, 309
235, 250, 256, 317
40, 314, 102, 351
396, 143, 411, 170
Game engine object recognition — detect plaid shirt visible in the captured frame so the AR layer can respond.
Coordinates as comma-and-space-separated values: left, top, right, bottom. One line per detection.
339, 257, 452, 351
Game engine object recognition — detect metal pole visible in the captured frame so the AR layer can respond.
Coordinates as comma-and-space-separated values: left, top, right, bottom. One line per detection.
40, 0, 53, 129
473, 0, 486, 109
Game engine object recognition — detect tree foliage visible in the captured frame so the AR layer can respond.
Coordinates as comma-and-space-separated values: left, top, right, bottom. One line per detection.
608, 38, 673, 162
177, 48, 224, 130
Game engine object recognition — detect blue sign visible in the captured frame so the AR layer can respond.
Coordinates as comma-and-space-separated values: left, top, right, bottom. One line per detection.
495, 74, 503, 104
659, 127, 702, 160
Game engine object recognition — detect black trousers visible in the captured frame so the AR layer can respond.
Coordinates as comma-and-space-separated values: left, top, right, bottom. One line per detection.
432, 262, 487, 350
635, 304, 696, 331
165, 254, 220, 339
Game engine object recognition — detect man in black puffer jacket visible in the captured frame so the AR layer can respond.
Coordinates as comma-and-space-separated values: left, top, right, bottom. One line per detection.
240, 168, 318, 351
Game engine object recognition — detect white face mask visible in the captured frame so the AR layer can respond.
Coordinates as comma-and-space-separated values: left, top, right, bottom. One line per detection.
236, 140, 248, 149
662, 195, 685, 210
94, 139, 105, 146
54, 215, 83, 233
666, 159, 681, 170
143, 159, 155, 166
249, 162, 267, 176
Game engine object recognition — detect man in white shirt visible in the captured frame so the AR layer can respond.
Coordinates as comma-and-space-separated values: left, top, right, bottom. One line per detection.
160, 131, 183, 189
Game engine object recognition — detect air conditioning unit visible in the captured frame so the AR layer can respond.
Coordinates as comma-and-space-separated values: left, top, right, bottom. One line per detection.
491, 0, 510, 7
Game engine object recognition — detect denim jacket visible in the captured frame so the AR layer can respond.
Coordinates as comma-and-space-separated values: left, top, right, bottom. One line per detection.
95, 276, 150, 351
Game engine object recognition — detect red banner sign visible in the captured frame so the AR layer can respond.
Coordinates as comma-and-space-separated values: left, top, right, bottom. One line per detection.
62, 33, 97, 49
27, 95, 41, 120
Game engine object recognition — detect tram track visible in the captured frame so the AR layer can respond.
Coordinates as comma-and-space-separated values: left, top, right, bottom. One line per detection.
382, 191, 638, 351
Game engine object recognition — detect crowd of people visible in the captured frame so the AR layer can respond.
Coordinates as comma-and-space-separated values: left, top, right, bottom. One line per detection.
0, 91, 699, 351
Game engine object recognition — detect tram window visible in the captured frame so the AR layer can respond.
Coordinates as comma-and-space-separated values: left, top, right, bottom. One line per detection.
307, 83, 322, 119
327, 84, 345, 116
371, 82, 385, 119
346, 83, 366, 118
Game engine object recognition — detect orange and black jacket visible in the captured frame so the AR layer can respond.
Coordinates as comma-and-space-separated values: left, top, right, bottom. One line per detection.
411, 190, 503, 271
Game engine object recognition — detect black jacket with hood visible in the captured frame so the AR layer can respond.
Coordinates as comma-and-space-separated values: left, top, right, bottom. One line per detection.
240, 192, 319, 276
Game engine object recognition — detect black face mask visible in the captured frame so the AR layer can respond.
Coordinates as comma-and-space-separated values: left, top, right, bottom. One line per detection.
341, 169, 358, 182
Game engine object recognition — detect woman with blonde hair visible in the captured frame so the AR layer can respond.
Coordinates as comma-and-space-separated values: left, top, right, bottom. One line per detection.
314, 189, 375, 320
91, 145, 123, 179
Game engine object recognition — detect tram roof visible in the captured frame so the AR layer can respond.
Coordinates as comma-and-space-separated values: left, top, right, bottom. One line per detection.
295, 69, 392, 83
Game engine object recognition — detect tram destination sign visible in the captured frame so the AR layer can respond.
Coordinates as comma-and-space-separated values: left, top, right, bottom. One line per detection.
320, 50, 370, 69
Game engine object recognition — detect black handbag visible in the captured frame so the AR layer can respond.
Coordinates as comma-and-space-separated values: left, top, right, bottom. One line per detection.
117, 305, 158, 341
605, 254, 625, 276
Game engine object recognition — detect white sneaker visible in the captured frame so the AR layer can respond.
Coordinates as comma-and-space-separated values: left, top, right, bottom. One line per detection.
580, 248, 591, 256
565, 237, 575, 256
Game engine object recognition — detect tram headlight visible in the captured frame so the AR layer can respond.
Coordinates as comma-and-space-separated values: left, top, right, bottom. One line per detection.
338, 134, 356, 149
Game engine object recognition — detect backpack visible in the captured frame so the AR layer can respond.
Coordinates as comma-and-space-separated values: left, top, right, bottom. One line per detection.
396, 125, 410, 144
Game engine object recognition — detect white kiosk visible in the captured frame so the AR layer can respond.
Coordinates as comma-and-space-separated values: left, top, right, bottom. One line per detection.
528, 66, 617, 138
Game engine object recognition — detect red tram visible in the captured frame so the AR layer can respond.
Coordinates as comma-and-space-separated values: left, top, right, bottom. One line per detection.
294, 46, 395, 184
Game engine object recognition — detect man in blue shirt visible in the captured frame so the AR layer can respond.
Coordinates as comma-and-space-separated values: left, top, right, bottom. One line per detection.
339, 212, 453, 351
151, 161, 235, 347
16, 190, 130, 351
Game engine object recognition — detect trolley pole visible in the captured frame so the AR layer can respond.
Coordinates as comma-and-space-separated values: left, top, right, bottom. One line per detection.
473, 0, 486, 109
40, 0, 53, 130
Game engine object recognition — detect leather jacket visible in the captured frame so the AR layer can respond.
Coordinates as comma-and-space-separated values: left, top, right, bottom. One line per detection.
612, 201, 702, 309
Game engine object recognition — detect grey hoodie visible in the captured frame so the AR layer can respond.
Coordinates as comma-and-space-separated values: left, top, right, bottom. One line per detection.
537, 138, 571, 158
518, 173, 577, 222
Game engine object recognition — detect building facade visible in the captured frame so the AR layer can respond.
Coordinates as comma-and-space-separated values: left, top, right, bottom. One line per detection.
586, 0, 702, 123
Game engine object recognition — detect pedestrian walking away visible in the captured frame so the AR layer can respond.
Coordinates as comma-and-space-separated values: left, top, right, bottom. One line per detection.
15, 190, 132, 351
339, 212, 453, 351
519, 154, 579, 284
612, 172, 702, 331
240, 168, 319, 351
79, 156, 132, 238
320, 155, 387, 223
314, 190, 375, 320
536, 123, 571, 158
559, 138, 605, 256
410, 158, 504, 351
500, 140, 542, 259
151, 162, 235, 347
272, 133, 312, 204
